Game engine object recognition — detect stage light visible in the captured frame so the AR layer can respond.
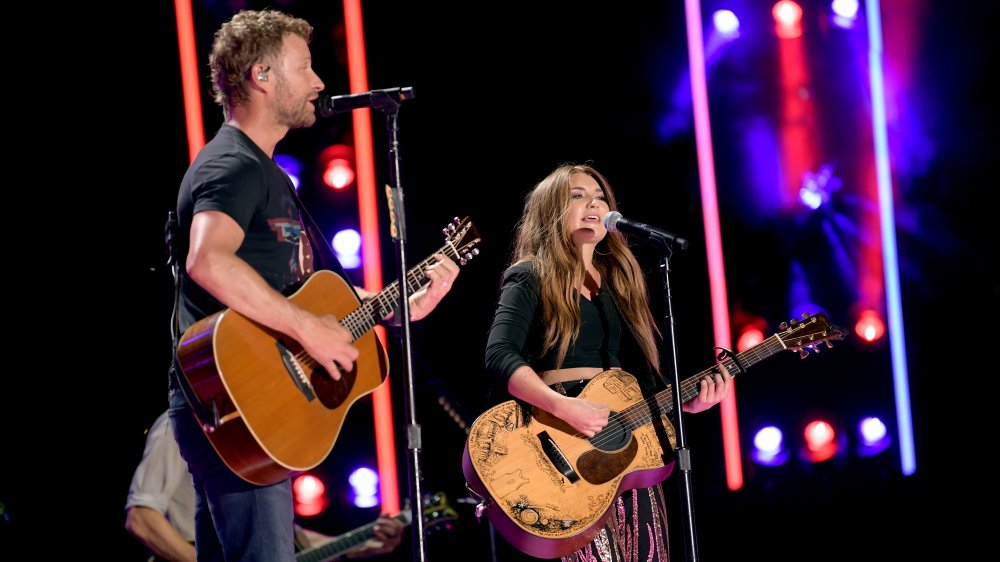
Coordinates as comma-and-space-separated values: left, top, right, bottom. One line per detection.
332, 228, 362, 269
798, 164, 842, 210
737, 326, 765, 353
293, 473, 328, 517
801, 419, 840, 463
348, 466, 379, 508
803, 420, 839, 463
274, 153, 302, 190
854, 309, 885, 343
751, 425, 790, 466
830, 0, 859, 29
772, 1, 804, 39
712, 10, 740, 39
856, 416, 891, 456
319, 144, 355, 190
732, 309, 767, 352
293, 474, 326, 502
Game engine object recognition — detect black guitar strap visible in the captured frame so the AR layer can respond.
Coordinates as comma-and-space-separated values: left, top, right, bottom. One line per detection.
283, 177, 360, 301
164, 211, 217, 428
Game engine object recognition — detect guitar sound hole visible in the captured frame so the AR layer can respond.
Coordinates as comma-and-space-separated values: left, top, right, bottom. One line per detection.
592, 414, 631, 452
311, 363, 357, 409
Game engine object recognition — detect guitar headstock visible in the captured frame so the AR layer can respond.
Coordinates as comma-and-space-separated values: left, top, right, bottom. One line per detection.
396, 491, 459, 534
775, 312, 848, 358
422, 491, 459, 534
442, 217, 482, 266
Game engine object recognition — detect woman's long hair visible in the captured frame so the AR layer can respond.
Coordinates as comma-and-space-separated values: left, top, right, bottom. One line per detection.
511, 163, 661, 373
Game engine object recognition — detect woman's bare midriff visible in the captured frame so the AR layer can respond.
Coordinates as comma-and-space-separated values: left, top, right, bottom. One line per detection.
539, 366, 605, 385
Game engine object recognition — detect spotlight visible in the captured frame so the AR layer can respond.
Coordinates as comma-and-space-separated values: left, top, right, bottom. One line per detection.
293, 473, 328, 517
332, 228, 362, 269
801, 418, 841, 463
798, 164, 842, 210
731, 309, 767, 352
772, 1, 804, 39
319, 144, 356, 190
856, 416, 891, 456
712, 10, 740, 39
854, 310, 885, 343
348, 466, 380, 508
751, 425, 790, 466
830, 0, 859, 29
274, 153, 303, 190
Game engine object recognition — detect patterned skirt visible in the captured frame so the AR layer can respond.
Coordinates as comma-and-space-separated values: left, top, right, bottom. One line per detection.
560, 484, 670, 562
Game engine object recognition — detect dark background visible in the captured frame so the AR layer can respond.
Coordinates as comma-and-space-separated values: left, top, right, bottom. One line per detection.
2, 0, 994, 559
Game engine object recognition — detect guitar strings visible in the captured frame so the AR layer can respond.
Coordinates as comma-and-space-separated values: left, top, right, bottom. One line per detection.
578, 376, 704, 450
289, 238, 469, 373
557, 339, 785, 451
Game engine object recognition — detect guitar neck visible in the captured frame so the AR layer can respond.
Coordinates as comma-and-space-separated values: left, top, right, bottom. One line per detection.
340, 246, 453, 341
296, 513, 408, 562
616, 334, 788, 428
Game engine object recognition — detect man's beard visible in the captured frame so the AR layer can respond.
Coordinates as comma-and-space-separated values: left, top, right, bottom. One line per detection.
278, 100, 316, 129
275, 81, 316, 129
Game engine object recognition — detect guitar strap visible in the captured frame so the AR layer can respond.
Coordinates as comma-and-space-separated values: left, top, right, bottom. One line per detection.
283, 178, 360, 301
164, 211, 216, 428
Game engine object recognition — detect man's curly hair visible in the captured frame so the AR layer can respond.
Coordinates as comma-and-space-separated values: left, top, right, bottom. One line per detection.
209, 9, 312, 118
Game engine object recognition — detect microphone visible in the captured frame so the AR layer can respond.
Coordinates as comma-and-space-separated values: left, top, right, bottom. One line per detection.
603, 211, 689, 250
317, 86, 416, 117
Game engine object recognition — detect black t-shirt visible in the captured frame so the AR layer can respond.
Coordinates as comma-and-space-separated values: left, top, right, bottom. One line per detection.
175, 125, 315, 334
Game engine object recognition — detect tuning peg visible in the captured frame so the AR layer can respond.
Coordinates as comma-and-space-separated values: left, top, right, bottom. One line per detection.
799, 349, 809, 359
801, 312, 812, 320
779, 321, 788, 330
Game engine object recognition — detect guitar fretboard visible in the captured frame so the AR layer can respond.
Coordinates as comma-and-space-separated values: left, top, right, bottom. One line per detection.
604, 334, 788, 433
338, 241, 467, 340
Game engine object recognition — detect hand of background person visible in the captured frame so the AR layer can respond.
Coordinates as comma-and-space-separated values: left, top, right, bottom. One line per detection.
344, 514, 405, 559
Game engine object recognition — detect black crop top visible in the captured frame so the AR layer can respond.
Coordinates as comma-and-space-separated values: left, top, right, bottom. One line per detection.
485, 261, 659, 399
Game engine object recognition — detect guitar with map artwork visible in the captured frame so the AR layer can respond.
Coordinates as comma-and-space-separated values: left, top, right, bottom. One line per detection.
462, 312, 846, 558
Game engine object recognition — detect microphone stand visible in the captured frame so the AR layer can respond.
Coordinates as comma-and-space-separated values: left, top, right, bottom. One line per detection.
372, 91, 429, 562
652, 233, 700, 562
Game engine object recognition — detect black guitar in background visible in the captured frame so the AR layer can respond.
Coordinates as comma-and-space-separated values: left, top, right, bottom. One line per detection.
149, 492, 458, 562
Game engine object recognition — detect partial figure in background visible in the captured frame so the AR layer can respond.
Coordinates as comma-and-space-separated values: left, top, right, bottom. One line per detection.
125, 411, 404, 562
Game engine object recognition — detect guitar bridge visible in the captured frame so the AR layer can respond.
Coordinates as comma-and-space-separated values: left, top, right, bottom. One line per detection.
276, 340, 316, 401
537, 431, 580, 483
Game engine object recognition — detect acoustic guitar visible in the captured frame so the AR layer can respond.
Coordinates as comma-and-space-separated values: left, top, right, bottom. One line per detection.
462, 313, 845, 558
177, 217, 481, 485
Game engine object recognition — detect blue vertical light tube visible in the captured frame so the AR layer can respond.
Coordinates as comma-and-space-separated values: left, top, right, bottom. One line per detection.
865, 0, 916, 475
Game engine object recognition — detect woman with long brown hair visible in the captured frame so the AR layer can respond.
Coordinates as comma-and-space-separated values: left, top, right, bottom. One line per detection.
484, 163, 731, 561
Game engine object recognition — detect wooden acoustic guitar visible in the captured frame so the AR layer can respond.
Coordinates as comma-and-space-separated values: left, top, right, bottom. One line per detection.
462, 313, 845, 558
177, 217, 481, 485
